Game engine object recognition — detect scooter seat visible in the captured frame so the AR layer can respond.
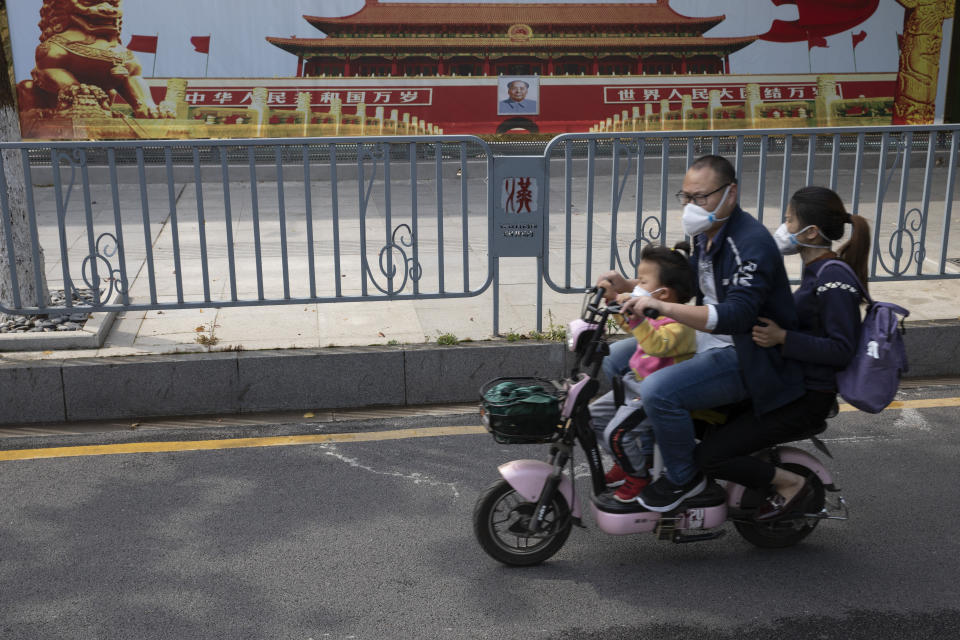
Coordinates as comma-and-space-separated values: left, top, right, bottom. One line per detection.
592, 481, 727, 514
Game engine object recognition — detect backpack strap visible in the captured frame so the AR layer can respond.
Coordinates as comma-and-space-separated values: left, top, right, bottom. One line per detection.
814, 259, 872, 305
815, 259, 910, 330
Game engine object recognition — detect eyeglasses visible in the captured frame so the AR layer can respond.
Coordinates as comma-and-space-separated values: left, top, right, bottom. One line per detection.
675, 183, 731, 206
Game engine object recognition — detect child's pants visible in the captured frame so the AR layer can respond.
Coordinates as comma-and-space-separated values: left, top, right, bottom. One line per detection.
588, 374, 653, 475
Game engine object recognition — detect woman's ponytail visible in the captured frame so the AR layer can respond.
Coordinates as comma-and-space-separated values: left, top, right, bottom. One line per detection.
837, 213, 871, 300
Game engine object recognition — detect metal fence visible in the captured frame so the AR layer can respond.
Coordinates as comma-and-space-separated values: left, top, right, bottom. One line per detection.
1, 124, 958, 334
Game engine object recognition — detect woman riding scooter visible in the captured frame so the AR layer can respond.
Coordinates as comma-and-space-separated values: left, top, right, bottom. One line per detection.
694, 186, 872, 521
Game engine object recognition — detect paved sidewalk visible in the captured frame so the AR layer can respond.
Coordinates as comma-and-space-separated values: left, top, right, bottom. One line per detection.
0, 272, 958, 362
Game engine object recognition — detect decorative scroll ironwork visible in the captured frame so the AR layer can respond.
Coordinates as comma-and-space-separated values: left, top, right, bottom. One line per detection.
620, 216, 664, 275
75, 232, 128, 305
366, 224, 423, 294
875, 207, 926, 276
357, 143, 423, 294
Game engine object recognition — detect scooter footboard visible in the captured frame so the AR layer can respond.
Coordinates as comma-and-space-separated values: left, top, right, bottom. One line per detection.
498, 459, 582, 519
726, 446, 835, 508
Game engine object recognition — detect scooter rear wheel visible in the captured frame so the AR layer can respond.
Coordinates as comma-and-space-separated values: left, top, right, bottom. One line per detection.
473, 479, 572, 566
734, 463, 826, 549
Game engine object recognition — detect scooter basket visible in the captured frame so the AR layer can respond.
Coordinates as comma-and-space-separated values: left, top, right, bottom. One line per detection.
480, 377, 563, 444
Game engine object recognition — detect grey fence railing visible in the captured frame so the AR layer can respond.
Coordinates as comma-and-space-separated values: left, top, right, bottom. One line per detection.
1, 124, 958, 335
0, 135, 497, 319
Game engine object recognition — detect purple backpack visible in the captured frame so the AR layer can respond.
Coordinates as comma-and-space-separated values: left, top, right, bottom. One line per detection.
816, 260, 909, 413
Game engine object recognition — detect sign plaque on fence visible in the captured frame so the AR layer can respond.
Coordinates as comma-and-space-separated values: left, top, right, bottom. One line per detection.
492, 156, 546, 257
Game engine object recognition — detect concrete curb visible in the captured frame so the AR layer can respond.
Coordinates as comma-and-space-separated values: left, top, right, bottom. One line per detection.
0, 341, 574, 425
0, 319, 957, 425
0, 308, 118, 352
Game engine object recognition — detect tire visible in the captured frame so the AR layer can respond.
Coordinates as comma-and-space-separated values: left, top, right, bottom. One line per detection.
734, 463, 826, 549
473, 479, 572, 566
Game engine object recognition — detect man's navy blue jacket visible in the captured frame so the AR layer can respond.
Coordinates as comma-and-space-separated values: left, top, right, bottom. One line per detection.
691, 206, 806, 415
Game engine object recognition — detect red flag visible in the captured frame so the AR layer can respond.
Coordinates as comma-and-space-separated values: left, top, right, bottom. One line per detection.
807, 34, 829, 49
127, 35, 158, 53
852, 30, 868, 48
191, 36, 211, 54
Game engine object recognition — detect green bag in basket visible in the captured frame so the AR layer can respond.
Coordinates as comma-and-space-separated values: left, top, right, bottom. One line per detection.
483, 381, 557, 416
482, 380, 560, 443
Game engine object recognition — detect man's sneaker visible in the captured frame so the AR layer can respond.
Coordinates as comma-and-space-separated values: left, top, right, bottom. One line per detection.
637, 474, 707, 512
604, 463, 627, 488
614, 474, 649, 503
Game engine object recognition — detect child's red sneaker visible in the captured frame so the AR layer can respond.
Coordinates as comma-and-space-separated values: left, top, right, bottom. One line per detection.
604, 463, 627, 488
614, 474, 650, 503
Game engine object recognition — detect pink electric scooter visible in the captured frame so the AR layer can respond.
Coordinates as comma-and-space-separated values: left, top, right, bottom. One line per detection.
474, 288, 848, 566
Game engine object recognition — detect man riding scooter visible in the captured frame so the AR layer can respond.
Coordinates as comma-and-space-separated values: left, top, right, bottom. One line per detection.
602, 155, 805, 512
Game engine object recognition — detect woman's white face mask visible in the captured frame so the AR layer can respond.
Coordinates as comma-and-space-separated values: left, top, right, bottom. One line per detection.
773, 223, 829, 255
681, 185, 732, 237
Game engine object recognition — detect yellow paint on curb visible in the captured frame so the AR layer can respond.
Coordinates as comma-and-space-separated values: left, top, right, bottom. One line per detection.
0, 425, 488, 462
1, 396, 959, 463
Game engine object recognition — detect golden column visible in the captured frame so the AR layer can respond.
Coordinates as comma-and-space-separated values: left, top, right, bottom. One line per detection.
159, 79, 189, 119
893, 0, 956, 124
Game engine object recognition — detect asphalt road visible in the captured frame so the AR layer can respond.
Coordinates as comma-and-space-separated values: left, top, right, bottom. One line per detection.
1, 383, 958, 640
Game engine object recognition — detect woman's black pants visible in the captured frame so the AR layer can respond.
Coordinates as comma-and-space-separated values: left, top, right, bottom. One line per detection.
694, 390, 837, 491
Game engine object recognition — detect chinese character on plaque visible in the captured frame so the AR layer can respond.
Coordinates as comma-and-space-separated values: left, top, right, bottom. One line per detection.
502, 177, 538, 214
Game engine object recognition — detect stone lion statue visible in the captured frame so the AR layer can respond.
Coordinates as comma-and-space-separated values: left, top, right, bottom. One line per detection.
17, 0, 170, 119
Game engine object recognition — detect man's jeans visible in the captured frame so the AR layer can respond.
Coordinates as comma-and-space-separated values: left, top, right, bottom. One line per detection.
638, 346, 748, 485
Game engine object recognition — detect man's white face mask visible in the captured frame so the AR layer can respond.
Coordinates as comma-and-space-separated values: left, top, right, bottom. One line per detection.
681, 185, 732, 237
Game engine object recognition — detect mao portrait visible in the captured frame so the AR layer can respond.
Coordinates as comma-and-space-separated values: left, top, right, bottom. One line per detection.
497, 77, 539, 115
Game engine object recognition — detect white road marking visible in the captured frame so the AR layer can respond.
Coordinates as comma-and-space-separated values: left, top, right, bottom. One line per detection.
893, 407, 931, 431
318, 443, 461, 498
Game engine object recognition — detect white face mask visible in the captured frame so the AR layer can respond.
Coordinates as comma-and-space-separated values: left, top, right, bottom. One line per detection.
773, 223, 828, 255
631, 285, 665, 298
681, 185, 732, 237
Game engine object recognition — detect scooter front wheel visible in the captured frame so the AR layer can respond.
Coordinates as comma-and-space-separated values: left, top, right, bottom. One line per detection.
473, 479, 572, 566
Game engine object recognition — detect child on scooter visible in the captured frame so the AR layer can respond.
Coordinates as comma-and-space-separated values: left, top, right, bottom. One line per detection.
591, 242, 697, 502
